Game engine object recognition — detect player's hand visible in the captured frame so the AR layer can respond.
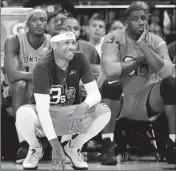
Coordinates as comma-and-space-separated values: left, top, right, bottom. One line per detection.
137, 21, 149, 44
135, 56, 146, 65
52, 144, 66, 170
69, 102, 89, 134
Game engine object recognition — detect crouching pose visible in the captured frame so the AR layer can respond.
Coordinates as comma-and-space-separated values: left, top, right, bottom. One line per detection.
16, 28, 111, 170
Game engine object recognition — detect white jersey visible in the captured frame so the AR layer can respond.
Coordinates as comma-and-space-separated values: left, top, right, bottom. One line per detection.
17, 32, 51, 72
94, 37, 104, 58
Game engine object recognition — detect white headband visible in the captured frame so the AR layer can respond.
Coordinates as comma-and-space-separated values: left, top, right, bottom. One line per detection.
26, 8, 47, 22
50, 32, 76, 43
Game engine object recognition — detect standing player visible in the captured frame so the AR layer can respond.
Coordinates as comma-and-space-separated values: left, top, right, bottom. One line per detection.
99, 1, 176, 164
16, 28, 111, 170
4, 8, 51, 163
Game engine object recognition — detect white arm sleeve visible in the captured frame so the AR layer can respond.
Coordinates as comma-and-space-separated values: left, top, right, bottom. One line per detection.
34, 93, 57, 140
84, 80, 101, 109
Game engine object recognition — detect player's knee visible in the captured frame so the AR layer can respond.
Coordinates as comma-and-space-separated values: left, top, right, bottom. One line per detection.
16, 106, 34, 123
160, 77, 176, 105
10, 81, 27, 96
95, 103, 111, 122
101, 80, 122, 100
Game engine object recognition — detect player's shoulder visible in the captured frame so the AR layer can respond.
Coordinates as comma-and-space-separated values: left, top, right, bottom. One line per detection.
104, 28, 126, 42
73, 51, 85, 60
147, 32, 166, 46
72, 51, 88, 64
4, 34, 20, 52
44, 33, 51, 40
5, 34, 19, 44
35, 51, 54, 72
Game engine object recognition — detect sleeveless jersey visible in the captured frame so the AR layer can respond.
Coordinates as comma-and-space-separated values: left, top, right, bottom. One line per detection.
99, 28, 167, 95
17, 32, 51, 72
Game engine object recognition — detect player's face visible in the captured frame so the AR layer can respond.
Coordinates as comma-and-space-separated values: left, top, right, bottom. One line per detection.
63, 19, 81, 39
88, 20, 105, 41
127, 10, 148, 35
56, 39, 77, 61
27, 13, 47, 36
54, 13, 68, 30
46, 17, 55, 35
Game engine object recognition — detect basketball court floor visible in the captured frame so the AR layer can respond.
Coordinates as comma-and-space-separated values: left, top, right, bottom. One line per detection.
1, 159, 176, 170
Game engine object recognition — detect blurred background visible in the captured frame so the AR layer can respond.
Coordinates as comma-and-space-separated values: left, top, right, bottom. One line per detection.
1, 0, 176, 44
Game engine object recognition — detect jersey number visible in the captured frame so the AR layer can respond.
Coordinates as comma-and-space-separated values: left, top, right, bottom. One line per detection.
123, 56, 149, 76
50, 85, 66, 104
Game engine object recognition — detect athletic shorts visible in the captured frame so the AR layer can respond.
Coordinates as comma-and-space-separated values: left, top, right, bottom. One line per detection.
23, 103, 110, 136
119, 82, 161, 121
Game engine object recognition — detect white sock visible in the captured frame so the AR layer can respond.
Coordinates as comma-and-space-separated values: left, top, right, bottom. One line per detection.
71, 111, 111, 148
169, 134, 176, 142
16, 106, 41, 148
61, 134, 72, 143
15, 123, 25, 143
102, 133, 114, 142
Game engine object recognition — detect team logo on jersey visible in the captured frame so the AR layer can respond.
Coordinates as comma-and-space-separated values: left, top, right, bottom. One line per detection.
50, 79, 76, 105
69, 70, 76, 75
123, 55, 149, 76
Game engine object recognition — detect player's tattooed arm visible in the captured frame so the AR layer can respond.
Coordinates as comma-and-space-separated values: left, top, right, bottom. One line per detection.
50, 138, 66, 170
4, 35, 33, 84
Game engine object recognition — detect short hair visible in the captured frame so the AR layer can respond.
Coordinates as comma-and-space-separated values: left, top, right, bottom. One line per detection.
61, 17, 79, 26
88, 16, 105, 25
124, 1, 150, 20
51, 27, 70, 38
47, 9, 72, 23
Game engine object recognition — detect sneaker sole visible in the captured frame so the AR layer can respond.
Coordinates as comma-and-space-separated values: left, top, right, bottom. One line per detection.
16, 159, 25, 164
23, 150, 44, 170
23, 166, 38, 170
64, 146, 88, 170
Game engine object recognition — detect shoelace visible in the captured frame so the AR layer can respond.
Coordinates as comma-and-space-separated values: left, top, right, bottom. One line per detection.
74, 149, 84, 162
25, 149, 38, 163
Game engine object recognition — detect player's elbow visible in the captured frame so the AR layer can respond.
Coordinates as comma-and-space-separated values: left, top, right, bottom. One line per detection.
101, 61, 121, 79
102, 66, 121, 80
96, 90, 102, 104
157, 61, 174, 79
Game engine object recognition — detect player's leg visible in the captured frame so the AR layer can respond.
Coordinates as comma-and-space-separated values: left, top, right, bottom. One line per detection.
64, 103, 111, 170
9, 81, 28, 116
16, 105, 44, 170
149, 77, 176, 164
99, 80, 122, 165
10, 82, 33, 164
165, 105, 176, 139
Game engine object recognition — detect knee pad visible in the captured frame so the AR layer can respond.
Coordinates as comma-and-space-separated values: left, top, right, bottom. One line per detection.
160, 77, 176, 105
100, 80, 122, 100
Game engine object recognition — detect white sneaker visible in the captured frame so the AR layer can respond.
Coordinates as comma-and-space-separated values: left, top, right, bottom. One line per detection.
64, 141, 88, 170
22, 146, 43, 170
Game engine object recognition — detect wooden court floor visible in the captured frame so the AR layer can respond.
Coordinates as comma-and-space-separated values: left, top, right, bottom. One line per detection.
1, 160, 176, 170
